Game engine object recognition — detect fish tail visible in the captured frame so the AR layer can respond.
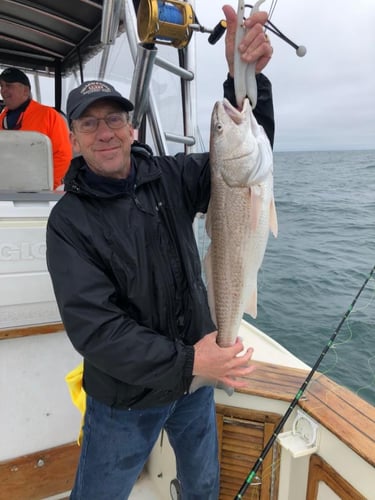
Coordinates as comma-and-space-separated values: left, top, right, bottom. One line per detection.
189, 376, 234, 396
189, 375, 212, 393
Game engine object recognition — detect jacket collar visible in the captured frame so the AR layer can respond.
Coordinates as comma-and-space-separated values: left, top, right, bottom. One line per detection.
63, 144, 161, 197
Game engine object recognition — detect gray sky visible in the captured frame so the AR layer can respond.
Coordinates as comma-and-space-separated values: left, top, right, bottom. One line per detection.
194, 0, 375, 152
27, 0, 374, 153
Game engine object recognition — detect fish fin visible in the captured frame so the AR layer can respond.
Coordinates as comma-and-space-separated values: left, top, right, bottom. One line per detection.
250, 186, 262, 232
269, 197, 278, 238
244, 288, 257, 319
203, 246, 217, 323
216, 381, 235, 396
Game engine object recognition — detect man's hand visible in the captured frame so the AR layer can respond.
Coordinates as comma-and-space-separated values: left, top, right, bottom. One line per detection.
223, 4, 273, 77
193, 331, 256, 389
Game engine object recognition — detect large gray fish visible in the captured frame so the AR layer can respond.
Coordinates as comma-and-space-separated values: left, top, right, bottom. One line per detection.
204, 97, 277, 348
189, 97, 277, 394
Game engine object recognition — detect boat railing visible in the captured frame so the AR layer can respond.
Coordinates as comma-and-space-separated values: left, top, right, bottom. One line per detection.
124, 0, 198, 155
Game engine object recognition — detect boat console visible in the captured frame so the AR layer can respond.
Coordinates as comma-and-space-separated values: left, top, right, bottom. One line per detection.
0, 131, 62, 329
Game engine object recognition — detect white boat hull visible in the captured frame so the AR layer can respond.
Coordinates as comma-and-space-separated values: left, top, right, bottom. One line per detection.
3, 316, 374, 499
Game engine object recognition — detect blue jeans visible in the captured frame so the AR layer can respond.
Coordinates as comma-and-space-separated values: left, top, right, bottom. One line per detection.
70, 387, 219, 500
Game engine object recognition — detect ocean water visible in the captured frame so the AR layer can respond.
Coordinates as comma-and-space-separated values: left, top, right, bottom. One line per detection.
200, 149, 375, 406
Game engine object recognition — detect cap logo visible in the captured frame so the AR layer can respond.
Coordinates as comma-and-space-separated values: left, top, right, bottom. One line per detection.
80, 82, 113, 96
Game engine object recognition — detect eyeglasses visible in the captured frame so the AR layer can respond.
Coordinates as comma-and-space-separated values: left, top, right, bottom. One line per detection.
74, 112, 129, 133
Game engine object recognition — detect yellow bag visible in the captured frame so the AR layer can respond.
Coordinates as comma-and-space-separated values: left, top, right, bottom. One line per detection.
65, 362, 86, 445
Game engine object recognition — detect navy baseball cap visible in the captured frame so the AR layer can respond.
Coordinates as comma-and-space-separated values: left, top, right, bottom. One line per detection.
0, 68, 31, 88
67, 81, 134, 123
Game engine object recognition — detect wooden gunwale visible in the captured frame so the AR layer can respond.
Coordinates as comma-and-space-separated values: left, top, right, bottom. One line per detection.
0, 322, 64, 340
237, 360, 375, 468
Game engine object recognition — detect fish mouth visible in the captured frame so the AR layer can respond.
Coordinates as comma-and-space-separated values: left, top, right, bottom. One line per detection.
222, 98, 249, 125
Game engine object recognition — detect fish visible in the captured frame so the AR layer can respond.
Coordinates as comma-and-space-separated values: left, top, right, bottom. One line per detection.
205, 97, 277, 347
189, 97, 277, 394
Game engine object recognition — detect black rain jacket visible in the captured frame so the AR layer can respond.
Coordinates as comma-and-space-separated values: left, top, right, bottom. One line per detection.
46, 74, 274, 409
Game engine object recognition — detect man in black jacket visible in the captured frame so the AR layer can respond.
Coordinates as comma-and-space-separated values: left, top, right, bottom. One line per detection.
47, 6, 274, 499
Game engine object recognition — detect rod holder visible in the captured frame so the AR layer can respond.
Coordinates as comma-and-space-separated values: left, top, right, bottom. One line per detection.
277, 409, 319, 458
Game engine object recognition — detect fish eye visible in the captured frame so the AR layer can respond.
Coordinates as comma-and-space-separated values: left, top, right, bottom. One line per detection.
216, 122, 223, 132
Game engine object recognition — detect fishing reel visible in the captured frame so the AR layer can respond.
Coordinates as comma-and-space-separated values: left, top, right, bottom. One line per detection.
137, 0, 195, 49
136, 0, 306, 56
136, 0, 226, 48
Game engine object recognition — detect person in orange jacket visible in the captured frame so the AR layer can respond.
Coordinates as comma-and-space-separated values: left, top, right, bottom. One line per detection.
0, 67, 72, 189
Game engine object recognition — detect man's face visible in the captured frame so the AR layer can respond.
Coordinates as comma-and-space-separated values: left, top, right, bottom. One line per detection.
0, 81, 30, 110
70, 99, 134, 179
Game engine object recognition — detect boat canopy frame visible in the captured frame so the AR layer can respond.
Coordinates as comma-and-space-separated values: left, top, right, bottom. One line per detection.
0, 0, 198, 154
0, 0, 128, 76
0, 0, 130, 111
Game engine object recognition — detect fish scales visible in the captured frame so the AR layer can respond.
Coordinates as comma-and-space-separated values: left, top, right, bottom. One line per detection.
204, 97, 277, 348
207, 188, 252, 347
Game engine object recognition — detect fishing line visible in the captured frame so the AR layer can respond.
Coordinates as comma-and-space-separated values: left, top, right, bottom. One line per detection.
357, 355, 375, 398
206, 1, 306, 56
234, 263, 375, 499
317, 275, 375, 394
316, 320, 352, 375
268, 0, 279, 22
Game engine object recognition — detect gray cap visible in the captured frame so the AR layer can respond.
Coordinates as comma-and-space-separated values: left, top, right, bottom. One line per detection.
67, 81, 134, 123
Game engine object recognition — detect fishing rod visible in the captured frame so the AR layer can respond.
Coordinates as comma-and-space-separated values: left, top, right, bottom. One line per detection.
136, 0, 306, 56
244, 3, 307, 56
204, 3, 306, 57
256, 8, 307, 56
234, 264, 375, 499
